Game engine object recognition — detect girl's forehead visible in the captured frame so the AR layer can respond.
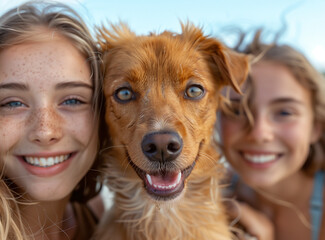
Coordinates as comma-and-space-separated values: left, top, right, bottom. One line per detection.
0, 35, 91, 87
247, 62, 312, 106
251, 62, 301, 92
221, 61, 312, 106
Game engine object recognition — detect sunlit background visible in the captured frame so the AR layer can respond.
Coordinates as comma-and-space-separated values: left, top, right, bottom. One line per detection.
1, 0, 324, 72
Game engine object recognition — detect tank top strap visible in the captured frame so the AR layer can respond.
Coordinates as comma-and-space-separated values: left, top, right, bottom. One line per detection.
310, 171, 324, 240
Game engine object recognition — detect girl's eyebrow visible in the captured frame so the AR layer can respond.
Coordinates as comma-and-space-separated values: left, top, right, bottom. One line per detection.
0, 82, 29, 90
55, 81, 93, 90
271, 97, 304, 105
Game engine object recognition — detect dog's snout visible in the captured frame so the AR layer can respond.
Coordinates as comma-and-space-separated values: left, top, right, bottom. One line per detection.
141, 131, 183, 162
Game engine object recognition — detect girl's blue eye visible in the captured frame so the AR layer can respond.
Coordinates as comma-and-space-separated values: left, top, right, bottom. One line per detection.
62, 98, 83, 105
227, 101, 244, 117
1, 101, 25, 108
278, 110, 292, 116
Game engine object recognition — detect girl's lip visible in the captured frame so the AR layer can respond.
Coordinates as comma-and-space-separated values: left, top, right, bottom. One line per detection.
17, 152, 77, 177
239, 149, 281, 155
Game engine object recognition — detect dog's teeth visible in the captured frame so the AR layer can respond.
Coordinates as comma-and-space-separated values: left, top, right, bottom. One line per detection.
176, 172, 181, 184
146, 174, 153, 185
147, 171, 182, 190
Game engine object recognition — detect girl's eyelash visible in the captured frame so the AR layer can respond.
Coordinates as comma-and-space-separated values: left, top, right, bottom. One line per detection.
276, 107, 295, 116
0, 101, 25, 108
61, 97, 86, 106
278, 110, 292, 115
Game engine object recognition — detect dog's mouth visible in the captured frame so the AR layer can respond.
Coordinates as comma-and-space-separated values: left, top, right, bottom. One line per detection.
125, 143, 202, 201
127, 155, 196, 201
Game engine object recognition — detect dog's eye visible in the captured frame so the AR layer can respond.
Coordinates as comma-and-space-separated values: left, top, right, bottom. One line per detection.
185, 85, 205, 99
115, 87, 134, 102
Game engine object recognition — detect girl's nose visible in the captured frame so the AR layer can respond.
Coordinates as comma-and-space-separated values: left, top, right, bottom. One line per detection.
246, 115, 274, 143
28, 107, 63, 145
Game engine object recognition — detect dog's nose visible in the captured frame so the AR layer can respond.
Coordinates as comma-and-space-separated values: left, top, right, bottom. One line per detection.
141, 131, 183, 162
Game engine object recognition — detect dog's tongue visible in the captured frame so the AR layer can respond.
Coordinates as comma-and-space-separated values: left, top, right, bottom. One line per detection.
147, 171, 181, 187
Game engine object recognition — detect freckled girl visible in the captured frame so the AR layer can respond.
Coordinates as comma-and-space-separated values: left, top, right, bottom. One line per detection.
0, 1, 104, 239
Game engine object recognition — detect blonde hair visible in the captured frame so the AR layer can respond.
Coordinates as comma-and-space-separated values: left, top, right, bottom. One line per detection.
233, 29, 325, 175
0, 1, 104, 239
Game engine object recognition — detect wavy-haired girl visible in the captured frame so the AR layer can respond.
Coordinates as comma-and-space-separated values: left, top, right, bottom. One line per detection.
219, 30, 325, 240
0, 1, 104, 239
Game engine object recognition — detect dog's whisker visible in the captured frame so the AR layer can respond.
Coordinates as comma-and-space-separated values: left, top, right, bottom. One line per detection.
199, 152, 220, 167
99, 145, 126, 154
121, 156, 132, 177
127, 120, 137, 129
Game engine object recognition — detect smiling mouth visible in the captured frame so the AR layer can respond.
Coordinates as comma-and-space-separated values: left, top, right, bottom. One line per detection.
23, 154, 72, 168
127, 155, 196, 201
241, 152, 281, 164
125, 143, 202, 201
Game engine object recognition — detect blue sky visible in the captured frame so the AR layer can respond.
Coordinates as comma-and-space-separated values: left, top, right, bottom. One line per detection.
1, 0, 325, 71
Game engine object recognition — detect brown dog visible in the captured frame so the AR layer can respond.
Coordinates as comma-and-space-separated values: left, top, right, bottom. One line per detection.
95, 23, 249, 240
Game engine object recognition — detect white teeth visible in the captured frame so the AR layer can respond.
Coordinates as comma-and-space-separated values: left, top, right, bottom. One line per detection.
243, 153, 277, 163
146, 174, 152, 185
146, 171, 182, 190
24, 154, 70, 167
40, 158, 46, 167
176, 172, 181, 184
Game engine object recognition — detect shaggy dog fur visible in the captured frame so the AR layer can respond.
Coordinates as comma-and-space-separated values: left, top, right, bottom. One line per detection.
95, 23, 249, 240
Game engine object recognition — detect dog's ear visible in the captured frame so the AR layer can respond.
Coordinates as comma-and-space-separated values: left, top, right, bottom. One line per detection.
96, 23, 136, 77
210, 46, 250, 93
96, 22, 136, 52
199, 38, 250, 93
180, 23, 249, 92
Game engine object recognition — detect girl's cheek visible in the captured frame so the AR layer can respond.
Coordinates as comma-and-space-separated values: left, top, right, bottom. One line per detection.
0, 116, 25, 146
64, 110, 96, 143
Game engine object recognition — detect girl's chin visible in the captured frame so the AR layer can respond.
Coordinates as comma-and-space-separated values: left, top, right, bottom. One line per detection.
241, 174, 279, 189
22, 185, 74, 202
28, 193, 72, 202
